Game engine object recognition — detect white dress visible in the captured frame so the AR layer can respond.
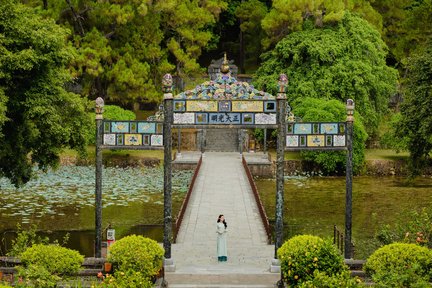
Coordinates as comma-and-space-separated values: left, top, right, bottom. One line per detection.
216, 222, 227, 260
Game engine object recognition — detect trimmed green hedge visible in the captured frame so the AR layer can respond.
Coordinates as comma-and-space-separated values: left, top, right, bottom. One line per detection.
20, 244, 83, 275
364, 243, 432, 287
108, 235, 164, 278
278, 235, 349, 287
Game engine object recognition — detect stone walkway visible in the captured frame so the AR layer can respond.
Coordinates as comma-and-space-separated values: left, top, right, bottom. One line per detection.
166, 152, 278, 287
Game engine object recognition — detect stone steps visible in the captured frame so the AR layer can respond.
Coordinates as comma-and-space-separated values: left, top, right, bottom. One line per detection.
165, 273, 279, 288
204, 129, 239, 152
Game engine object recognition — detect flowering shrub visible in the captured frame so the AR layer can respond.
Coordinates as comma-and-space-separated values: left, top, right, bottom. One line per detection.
100, 270, 153, 288
297, 270, 361, 288
20, 244, 83, 275
364, 243, 432, 287
108, 235, 164, 279
278, 235, 349, 287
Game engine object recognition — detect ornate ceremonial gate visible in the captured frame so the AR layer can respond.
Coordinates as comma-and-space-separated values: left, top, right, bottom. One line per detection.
94, 57, 355, 265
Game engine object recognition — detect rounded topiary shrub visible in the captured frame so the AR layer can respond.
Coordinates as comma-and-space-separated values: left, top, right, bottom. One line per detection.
108, 235, 164, 278
278, 235, 348, 286
364, 243, 432, 287
20, 244, 84, 275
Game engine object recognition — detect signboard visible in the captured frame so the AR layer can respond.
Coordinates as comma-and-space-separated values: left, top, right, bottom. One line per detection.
102, 120, 163, 148
286, 122, 347, 150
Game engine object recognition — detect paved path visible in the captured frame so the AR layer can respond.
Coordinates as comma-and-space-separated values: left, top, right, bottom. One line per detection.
167, 152, 278, 287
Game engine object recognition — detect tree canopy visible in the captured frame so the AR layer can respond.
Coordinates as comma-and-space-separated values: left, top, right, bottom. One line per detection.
254, 12, 398, 137
261, 0, 382, 49
291, 97, 368, 174
395, 43, 432, 176
0, 1, 92, 186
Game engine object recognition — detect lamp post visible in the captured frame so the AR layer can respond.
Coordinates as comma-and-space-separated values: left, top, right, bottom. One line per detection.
162, 74, 175, 271
95, 97, 104, 258
345, 99, 354, 259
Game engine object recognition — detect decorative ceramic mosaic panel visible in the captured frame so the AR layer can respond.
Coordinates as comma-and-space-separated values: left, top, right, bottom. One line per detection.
138, 122, 156, 133
104, 134, 116, 145
186, 101, 218, 112
151, 135, 163, 146
286, 135, 299, 147
174, 113, 195, 124
125, 134, 142, 146
174, 73, 275, 100
102, 120, 163, 148
255, 113, 276, 125
333, 135, 346, 146
307, 135, 325, 147
285, 122, 347, 149
231, 101, 263, 112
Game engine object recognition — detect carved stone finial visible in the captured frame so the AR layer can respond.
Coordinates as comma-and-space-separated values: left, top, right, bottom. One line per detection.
278, 74, 288, 93
95, 97, 104, 118
346, 99, 355, 122
220, 52, 230, 74
162, 74, 173, 93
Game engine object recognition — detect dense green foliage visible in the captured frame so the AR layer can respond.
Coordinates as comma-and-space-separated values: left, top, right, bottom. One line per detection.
6, 225, 50, 257
0, 1, 92, 186
395, 44, 432, 176
292, 98, 368, 174
261, 0, 382, 49
376, 206, 432, 248
278, 235, 348, 286
103, 105, 136, 121
22, 0, 227, 102
20, 244, 84, 275
255, 13, 397, 137
297, 270, 361, 288
108, 235, 164, 280
364, 243, 432, 287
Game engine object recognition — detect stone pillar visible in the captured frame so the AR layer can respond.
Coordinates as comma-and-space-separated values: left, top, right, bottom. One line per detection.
264, 128, 268, 156
239, 129, 243, 155
272, 75, 287, 279
95, 97, 104, 258
345, 99, 355, 259
162, 74, 175, 271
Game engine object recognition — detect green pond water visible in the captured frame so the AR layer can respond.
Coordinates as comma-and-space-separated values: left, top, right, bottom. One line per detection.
0, 166, 193, 256
256, 176, 432, 259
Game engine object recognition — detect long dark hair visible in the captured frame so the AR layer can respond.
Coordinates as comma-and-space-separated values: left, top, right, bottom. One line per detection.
217, 214, 227, 229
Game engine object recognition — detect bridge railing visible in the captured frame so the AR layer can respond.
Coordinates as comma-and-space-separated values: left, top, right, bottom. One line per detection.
242, 155, 272, 244
334, 225, 355, 257
174, 155, 203, 243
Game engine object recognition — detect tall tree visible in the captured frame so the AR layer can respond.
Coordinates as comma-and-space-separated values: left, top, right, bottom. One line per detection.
254, 13, 398, 137
235, 0, 268, 71
261, 0, 382, 49
395, 43, 432, 176
161, 0, 227, 88
0, 0, 92, 186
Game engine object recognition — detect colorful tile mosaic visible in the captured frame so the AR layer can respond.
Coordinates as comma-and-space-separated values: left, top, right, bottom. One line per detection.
307, 135, 325, 147
333, 135, 346, 146
111, 122, 129, 133
186, 101, 218, 112
125, 134, 142, 146
294, 123, 312, 134
138, 122, 156, 134
151, 135, 163, 146
174, 113, 195, 124
255, 113, 276, 125
104, 134, 116, 145
321, 123, 338, 134
231, 101, 263, 112
174, 73, 275, 100
286, 135, 299, 147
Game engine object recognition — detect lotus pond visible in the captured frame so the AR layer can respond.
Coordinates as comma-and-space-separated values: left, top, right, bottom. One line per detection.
256, 176, 432, 259
0, 166, 193, 256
